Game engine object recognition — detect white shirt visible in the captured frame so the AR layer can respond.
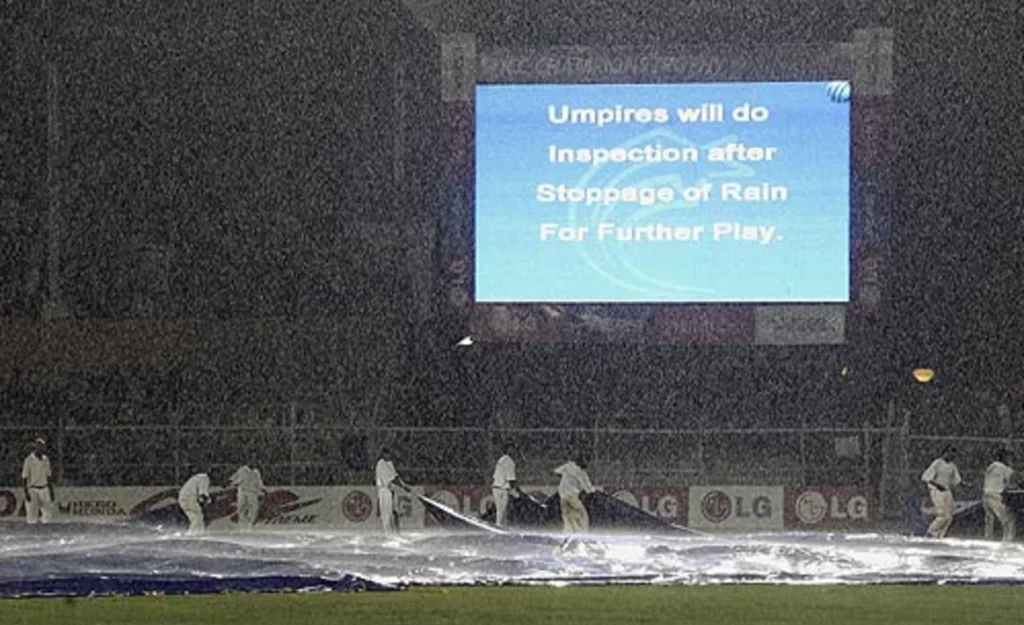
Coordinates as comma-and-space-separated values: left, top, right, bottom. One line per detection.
21, 453, 51, 488
179, 473, 211, 506
554, 461, 595, 499
984, 461, 1014, 495
375, 459, 398, 489
492, 455, 517, 489
921, 458, 962, 490
230, 465, 265, 494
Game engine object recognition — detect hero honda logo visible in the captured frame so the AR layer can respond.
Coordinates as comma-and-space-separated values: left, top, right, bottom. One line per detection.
0, 490, 17, 517
342, 490, 373, 523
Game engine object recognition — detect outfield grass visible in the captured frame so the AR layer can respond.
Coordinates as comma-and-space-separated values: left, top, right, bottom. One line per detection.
5, 585, 1024, 625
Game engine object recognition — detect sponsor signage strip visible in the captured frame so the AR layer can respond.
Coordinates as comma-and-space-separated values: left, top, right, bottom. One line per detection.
0, 486, 426, 530
1, 485, 869, 531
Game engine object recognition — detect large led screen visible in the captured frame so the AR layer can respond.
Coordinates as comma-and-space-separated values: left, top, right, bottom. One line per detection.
475, 81, 851, 303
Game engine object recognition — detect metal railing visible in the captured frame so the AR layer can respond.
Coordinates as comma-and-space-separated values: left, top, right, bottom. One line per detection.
1, 400, 906, 513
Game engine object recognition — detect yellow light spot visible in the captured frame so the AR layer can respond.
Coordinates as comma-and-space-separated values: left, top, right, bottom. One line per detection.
912, 368, 935, 383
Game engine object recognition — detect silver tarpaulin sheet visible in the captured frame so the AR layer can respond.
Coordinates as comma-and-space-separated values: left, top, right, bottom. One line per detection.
3, 522, 1024, 594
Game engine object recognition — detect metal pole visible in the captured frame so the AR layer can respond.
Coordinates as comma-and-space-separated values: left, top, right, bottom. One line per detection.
879, 398, 894, 518
901, 408, 911, 495
172, 410, 181, 486
697, 417, 706, 484
42, 0, 66, 319
289, 402, 297, 485
393, 62, 406, 193
799, 412, 808, 485
56, 409, 64, 484
862, 421, 871, 490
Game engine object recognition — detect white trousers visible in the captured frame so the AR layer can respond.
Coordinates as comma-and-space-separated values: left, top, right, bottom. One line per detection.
25, 487, 53, 524
926, 487, 954, 538
492, 487, 510, 527
984, 492, 1015, 542
378, 488, 395, 534
237, 491, 260, 529
561, 493, 589, 533
180, 501, 205, 535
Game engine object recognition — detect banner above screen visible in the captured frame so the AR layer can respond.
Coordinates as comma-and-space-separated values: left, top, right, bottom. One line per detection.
474, 81, 851, 304
477, 44, 853, 84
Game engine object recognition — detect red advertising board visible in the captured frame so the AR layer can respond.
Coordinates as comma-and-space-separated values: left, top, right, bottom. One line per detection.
785, 486, 871, 530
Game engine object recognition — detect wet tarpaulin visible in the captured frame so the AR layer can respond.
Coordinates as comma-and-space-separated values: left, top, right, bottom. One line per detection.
4, 521, 1024, 598
419, 493, 507, 533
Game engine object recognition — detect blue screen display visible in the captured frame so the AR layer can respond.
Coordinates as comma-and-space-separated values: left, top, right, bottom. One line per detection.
475, 81, 850, 303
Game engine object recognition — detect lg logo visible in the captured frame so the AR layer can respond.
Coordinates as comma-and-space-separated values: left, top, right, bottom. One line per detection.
612, 491, 681, 519
737, 496, 773, 519
700, 491, 732, 523
795, 490, 869, 525
795, 491, 829, 524
701, 490, 773, 524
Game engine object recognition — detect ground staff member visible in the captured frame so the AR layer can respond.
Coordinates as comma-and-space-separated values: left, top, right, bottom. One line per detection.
376, 447, 408, 534
178, 472, 212, 535
921, 445, 962, 539
22, 438, 54, 524
983, 450, 1017, 542
230, 462, 266, 530
492, 447, 519, 527
555, 455, 596, 533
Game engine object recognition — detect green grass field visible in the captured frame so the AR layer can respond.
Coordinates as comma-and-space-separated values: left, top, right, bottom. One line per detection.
4, 585, 1024, 625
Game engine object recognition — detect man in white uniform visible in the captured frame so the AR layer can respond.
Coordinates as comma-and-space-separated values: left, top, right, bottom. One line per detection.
178, 472, 212, 535
921, 445, 962, 539
492, 447, 519, 528
22, 438, 54, 524
375, 447, 405, 534
229, 462, 266, 530
555, 456, 596, 533
983, 450, 1017, 542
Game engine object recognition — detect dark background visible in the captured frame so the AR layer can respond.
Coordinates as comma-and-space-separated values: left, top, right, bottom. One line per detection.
0, 0, 1021, 484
